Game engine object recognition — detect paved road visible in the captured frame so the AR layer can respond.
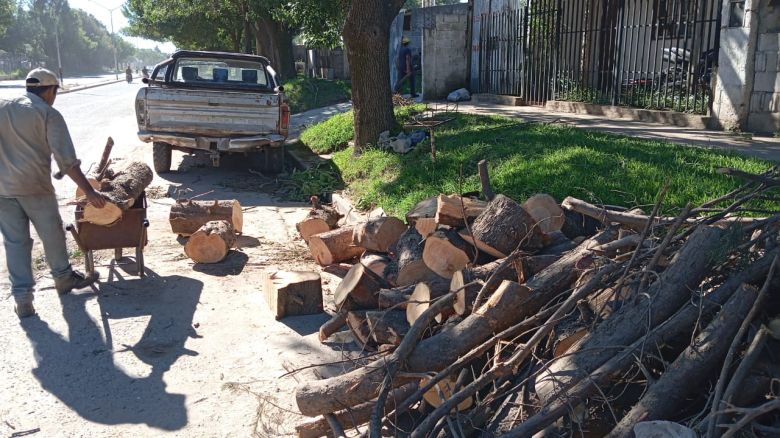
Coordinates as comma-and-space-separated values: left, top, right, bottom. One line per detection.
0, 73, 121, 99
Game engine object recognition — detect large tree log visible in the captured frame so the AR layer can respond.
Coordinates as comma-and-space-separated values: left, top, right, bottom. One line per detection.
308, 226, 364, 266
295, 384, 417, 438
522, 194, 565, 233
82, 161, 153, 226
334, 263, 387, 310
422, 229, 476, 279
434, 194, 487, 227
352, 216, 407, 253
366, 310, 410, 345
535, 226, 731, 404
296, 205, 341, 243
184, 220, 237, 263
607, 284, 759, 438
386, 228, 443, 286
466, 194, 546, 257
169, 199, 243, 236
262, 271, 322, 320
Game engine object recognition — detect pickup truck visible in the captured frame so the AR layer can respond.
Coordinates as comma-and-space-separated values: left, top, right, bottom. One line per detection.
135, 50, 290, 173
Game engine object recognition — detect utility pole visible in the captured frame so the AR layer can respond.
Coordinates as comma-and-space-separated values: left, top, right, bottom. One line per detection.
54, 18, 63, 85
89, 0, 121, 79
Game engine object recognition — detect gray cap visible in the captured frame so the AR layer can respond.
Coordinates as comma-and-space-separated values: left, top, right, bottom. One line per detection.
26, 68, 60, 87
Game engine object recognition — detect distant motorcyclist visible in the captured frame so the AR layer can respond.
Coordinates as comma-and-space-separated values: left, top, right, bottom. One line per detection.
141, 66, 149, 79
125, 66, 133, 83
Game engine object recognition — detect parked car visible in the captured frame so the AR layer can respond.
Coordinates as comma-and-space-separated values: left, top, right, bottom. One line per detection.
135, 50, 290, 173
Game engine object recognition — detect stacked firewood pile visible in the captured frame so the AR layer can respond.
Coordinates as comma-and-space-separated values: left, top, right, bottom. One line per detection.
293, 166, 780, 438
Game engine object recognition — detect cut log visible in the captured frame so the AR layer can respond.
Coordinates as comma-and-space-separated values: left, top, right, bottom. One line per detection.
308, 226, 364, 266
82, 161, 154, 225
296, 206, 341, 243
346, 311, 373, 349
170, 199, 243, 236
434, 194, 487, 227
377, 277, 451, 310
334, 263, 386, 310
184, 220, 236, 263
262, 271, 322, 320
522, 194, 564, 233
405, 196, 437, 226
450, 270, 483, 316
295, 384, 417, 438
330, 193, 363, 226
352, 216, 407, 253
421, 375, 474, 412
365, 310, 410, 345
535, 226, 731, 404
607, 284, 759, 438
561, 209, 603, 240
387, 228, 443, 286
360, 252, 391, 278
406, 283, 433, 325
466, 194, 546, 257
414, 217, 437, 238
94, 136, 114, 180
319, 310, 348, 342
422, 229, 476, 279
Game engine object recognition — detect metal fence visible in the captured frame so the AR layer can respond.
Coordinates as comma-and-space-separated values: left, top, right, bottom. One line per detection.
478, 0, 721, 114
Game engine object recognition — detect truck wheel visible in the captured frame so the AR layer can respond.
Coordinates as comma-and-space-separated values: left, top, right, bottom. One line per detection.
152, 142, 172, 173
251, 145, 285, 174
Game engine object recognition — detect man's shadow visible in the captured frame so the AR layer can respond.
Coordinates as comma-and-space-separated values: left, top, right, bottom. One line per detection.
19, 271, 203, 431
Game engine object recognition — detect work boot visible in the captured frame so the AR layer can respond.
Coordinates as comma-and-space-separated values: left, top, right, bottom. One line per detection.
14, 301, 36, 319
54, 270, 99, 295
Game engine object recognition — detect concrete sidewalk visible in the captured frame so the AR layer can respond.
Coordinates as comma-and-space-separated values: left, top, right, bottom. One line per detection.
454, 102, 780, 162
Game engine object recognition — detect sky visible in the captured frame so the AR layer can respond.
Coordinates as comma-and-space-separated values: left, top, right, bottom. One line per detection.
67, 0, 177, 53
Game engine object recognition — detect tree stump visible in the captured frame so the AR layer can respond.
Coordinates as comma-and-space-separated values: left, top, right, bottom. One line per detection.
422, 229, 477, 279
352, 216, 407, 253
262, 271, 322, 320
434, 194, 487, 227
170, 199, 243, 236
82, 161, 154, 226
466, 194, 546, 257
308, 226, 364, 266
184, 220, 236, 263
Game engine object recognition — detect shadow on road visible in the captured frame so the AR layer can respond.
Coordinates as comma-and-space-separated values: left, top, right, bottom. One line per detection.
19, 273, 203, 431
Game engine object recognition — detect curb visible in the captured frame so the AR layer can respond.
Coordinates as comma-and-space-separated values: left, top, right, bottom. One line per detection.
59, 78, 126, 94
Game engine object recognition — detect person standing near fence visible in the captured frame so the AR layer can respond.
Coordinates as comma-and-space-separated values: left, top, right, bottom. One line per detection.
393, 36, 418, 98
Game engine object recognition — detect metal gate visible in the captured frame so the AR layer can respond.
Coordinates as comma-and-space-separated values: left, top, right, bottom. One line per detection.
478, 0, 721, 114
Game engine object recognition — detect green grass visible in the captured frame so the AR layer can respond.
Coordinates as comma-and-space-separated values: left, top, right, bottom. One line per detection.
320, 112, 772, 217
283, 76, 351, 113
299, 104, 425, 154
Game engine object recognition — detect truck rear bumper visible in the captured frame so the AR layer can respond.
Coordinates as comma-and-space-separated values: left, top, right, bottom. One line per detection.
138, 131, 286, 152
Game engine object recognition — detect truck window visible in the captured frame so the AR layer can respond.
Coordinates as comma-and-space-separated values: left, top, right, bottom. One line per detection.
172, 57, 270, 89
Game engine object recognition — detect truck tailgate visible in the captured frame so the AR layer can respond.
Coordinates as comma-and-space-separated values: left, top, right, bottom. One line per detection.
140, 87, 280, 136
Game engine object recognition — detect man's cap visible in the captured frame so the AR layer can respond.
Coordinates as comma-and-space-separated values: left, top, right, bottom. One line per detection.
25, 68, 60, 87
401, 36, 410, 44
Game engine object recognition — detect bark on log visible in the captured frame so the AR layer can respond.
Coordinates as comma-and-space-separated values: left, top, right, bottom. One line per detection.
467, 194, 546, 257
422, 229, 476, 279
522, 194, 565, 233
308, 226, 364, 266
405, 196, 437, 226
184, 220, 237, 263
387, 228, 443, 286
434, 194, 487, 227
82, 161, 153, 225
334, 263, 386, 310
319, 310, 348, 342
346, 310, 373, 349
296, 208, 341, 243
377, 276, 456, 310
607, 284, 759, 438
170, 199, 243, 236
295, 384, 417, 438
366, 310, 410, 345
295, 280, 531, 416
262, 271, 322, 320
360, 252, 391, 279
94, 136, 114, 180
352, 216, 407, 253
561, 209, 602, 240
535, 225, 731, 404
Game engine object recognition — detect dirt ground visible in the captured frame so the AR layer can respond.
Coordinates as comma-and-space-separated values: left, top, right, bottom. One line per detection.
0, 146, 360, 437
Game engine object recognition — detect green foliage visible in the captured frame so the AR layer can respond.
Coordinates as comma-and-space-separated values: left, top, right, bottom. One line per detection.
329, 112, 771, 216
0, 0, 12, 38
288, 162, 345, 200
300, 111, 355, 154
283, 76, 351, 113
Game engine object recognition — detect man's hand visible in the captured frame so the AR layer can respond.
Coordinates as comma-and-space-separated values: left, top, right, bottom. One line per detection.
85, 189, 107, 209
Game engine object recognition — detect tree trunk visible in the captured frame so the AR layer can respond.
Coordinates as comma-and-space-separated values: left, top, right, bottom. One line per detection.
82, 161, 153, 226
262, 271, 322, 320
253, 16, 295, 80
184, 220, 237, 263
466, 194, 546, 257
170, 199, 243, 236
341, 0, 404, 152
308, 226, 364, 266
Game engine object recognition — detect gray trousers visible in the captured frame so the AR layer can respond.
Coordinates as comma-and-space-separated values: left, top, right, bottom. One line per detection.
0, 195, 73, 304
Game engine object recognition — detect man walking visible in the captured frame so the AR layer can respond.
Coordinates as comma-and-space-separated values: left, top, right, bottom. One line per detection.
0, 68, 107, 319
393, 36, 418, 98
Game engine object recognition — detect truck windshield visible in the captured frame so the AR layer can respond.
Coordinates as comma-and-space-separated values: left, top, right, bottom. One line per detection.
172, 57, 270, 89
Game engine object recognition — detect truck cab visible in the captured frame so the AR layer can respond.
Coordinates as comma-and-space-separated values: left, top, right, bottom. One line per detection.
135, 50, 290, 173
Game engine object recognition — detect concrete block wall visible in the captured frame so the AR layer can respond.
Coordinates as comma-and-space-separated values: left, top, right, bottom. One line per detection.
747, 2, 780, 132
420, 3, 471, 99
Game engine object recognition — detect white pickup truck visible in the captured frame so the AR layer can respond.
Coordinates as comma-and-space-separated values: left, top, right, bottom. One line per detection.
135, 50, 290, 173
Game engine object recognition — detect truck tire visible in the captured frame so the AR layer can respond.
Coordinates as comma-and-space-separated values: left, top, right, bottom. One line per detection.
250, 145, 285, 174
152, 142, 172, 173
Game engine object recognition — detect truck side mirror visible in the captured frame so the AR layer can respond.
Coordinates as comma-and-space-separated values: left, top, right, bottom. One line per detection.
275, 85, 285, 93
142, 77, 150, 84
